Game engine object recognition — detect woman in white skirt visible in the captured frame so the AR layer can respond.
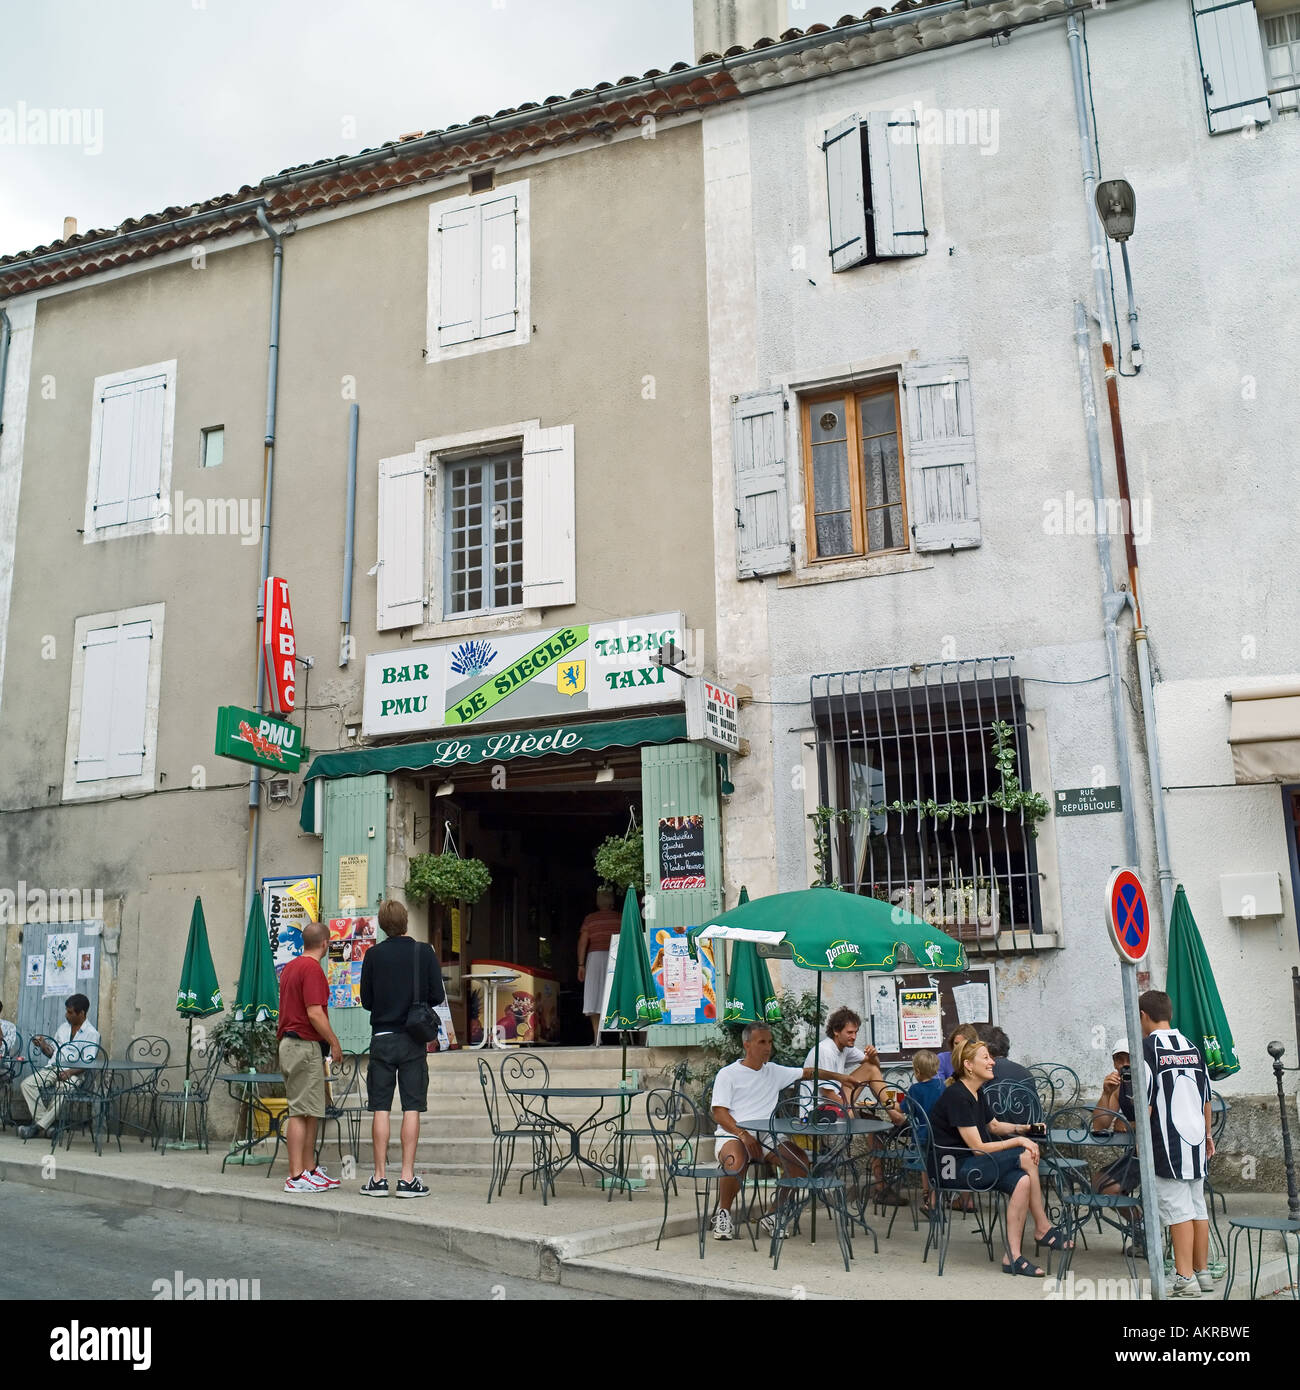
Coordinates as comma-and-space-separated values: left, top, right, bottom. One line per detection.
576, 888, 621, 1045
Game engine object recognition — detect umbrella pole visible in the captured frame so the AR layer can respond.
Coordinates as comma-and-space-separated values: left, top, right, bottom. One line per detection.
811, 970, 823, 1245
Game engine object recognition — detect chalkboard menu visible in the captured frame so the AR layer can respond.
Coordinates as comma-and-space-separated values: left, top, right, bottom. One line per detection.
658, 816, 706, 890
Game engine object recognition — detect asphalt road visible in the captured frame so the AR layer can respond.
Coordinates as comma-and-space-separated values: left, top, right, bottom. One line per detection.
0, 1183, 609, 1301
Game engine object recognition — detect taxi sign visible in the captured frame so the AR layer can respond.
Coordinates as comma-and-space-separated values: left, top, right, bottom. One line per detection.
1105, 867, 1150, 963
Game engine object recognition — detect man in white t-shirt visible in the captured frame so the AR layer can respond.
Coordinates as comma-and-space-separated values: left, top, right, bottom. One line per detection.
709, 1023, 857, 1240
18, 993, 101, 1140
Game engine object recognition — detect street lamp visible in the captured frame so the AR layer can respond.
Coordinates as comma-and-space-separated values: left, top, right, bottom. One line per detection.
1266, 1041, 1300, 1221
1095, 178, 1142, 371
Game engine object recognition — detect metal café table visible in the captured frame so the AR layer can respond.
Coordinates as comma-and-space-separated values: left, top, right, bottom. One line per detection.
82, 1059, 167, 1149
768, 1113, 895, 1255
218, 1071, 285, 1172
510, 1085, 639, 1194
464, 970, 519, 1050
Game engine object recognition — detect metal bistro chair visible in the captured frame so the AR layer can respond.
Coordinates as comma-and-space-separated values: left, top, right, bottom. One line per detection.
52, 1041, 112, 1155
762, 1096, 858, 1273
1028, 1062, 1081, 1114
645, 1088, 748, 1258
0, 1029, 24, 1131
1204, 1090, 1231, 1264
155, 1046, 223, 1155
884, 1093, 932, 1238
1043, 1105, 1143, 1284
909, 1105, 1002, 1276
315, 1053, 364, 1167
602, 1060, 691, 1199
477, 1058, 556, 1204
112, 1035, 172, 1145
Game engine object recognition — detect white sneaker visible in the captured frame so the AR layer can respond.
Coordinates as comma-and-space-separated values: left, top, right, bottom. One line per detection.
759, 1213, 778, 1236
711, 1207, 735, 1241
283, 1175, 322, 1193
1169, 1273, 1201, 1298
308, 1166, 340, 1189
1194, 1269, 1216, 1293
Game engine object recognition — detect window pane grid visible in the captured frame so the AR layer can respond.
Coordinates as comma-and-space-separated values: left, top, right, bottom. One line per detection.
811, 657, 1043, 956
447, 451, 523, 616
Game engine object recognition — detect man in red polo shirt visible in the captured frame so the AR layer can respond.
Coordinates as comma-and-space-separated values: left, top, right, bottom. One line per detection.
277, 921, 342, 1193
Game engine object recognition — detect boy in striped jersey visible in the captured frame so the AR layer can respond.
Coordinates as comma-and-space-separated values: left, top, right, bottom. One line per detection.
1120, 990, 1216, 1298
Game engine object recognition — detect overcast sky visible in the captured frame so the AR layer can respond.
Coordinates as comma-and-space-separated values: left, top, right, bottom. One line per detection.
0, 0, 858, 260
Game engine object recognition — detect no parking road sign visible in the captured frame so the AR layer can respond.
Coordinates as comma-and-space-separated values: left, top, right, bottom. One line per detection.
1105, 867, 1150, 963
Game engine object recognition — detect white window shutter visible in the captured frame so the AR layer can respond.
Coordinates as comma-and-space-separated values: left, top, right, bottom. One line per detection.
823, 115, 870, 273
521, 424, 576, 609
903, 359, 981, 552
106, 620, 152, 778
74, 626, 118, 782
93, 384, 135, 529
438, 206, 480, 347
865, 110, 926, 258
479, 194, 519, 339
126, 376, 167, 522
731, 388, 793, 578
376, 452, 427, 630
1192, 0, 1271, 132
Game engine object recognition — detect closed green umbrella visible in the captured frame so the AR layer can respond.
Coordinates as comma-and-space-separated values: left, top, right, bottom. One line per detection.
232, 894, 279, 1025
602, 887, 664, 1037
172, 896, 224, 1147
722, 888, 781, 1024
1167, 885, 1240, 1080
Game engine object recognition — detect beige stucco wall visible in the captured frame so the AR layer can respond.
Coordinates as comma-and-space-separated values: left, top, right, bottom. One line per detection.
0, 119, 715, 1051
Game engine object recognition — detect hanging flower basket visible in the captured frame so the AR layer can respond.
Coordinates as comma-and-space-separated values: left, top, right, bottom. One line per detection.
594, 829, 644, 892
405, 852, 492, 907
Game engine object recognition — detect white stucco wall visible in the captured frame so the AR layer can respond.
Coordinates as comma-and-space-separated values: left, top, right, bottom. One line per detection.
707, 0, 1300, 1096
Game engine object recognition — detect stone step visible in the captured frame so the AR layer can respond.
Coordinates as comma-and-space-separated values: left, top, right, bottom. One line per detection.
334, 1134, 665, 1166
428, 1046, 671, 1071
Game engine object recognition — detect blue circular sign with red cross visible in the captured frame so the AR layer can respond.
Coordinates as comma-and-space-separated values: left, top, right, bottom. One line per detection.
1105, 867, 1150, 963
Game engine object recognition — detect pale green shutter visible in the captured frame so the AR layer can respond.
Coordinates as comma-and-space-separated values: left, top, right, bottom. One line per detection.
641, 742, 723, 1047
321, 773, 389, 1052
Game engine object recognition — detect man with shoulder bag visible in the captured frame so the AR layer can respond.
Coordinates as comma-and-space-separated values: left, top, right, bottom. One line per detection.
358, 900, 445, 1197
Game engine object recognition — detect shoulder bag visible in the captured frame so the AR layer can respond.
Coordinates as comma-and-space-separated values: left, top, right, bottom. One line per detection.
404, 939, 441, 1044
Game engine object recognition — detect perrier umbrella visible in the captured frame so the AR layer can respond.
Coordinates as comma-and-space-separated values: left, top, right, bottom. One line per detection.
176, 896, 224, 1077
1167, 885, 1240, 1080
722, 887, 782, 1025
232, 894, 279, 1025
602, 886, 664, 1073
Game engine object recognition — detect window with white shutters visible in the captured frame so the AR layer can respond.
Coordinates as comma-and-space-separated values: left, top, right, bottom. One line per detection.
903, 358, 982, 552
822, 111, 926, 272
1262, 8, 1300, 110
427, 183, 530, 361
376, 452, 428, 631
1192, 0, 1272, 131
63, 604, 165, 801
84, 361, 177, 541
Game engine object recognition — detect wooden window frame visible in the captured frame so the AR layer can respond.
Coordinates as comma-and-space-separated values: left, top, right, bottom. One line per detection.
800, 379, 909, 563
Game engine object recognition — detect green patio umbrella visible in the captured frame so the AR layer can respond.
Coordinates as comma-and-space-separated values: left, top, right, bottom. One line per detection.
232, 894, 279, 1025
722, 888, 782, 1024
1167, 885, 1240, 1080
602, 886, 664, 1052
173, 896, 224, 1147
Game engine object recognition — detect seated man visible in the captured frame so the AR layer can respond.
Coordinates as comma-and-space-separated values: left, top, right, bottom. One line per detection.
0, 998, 18, 1057
710, 1023, 857, 1240
801, 1005, 867, 1114
977, 1024, 1034, 1083
1092, 1038, 1140, 1237
18, 993, 100, 1140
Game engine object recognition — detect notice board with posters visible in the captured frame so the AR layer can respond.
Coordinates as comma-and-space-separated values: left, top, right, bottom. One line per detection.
870, 965, 998, 1058
658, 816, 706, 889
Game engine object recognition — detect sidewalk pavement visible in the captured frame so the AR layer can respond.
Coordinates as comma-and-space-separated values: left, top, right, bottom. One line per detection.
1, 1132, 1293, 1300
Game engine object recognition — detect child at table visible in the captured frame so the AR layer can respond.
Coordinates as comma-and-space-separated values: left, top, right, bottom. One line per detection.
883, 1049, 946, 1209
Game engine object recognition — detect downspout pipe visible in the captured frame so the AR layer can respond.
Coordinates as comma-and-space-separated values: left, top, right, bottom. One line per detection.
1134, 627, 1176, 926
244, 207, 285, 920
0, 306, 12, 440
340, 402, 358, 667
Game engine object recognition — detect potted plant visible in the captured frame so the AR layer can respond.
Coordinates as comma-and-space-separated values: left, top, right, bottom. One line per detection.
594, 828, 644, 893
405, 851, 492, 908
209, 1013, 279, 1073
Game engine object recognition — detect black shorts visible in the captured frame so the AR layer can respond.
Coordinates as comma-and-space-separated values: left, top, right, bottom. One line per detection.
367, 1032, 429, 1113
952, 1149, 1028, 1195
1099, 1154, 1140, 1194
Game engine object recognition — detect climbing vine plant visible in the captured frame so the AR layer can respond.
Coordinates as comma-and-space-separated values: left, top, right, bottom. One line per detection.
808, 720, 1051, 886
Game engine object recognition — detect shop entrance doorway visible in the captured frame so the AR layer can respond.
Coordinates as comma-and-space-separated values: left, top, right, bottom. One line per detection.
422, 748, 642, 1047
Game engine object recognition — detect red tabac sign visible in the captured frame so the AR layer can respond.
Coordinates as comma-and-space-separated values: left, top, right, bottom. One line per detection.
263, 577, 296, 715
1105, 867, 1150, 963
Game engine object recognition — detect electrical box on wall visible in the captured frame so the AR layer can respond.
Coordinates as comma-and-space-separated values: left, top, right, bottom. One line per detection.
1219, 872, 1284, 919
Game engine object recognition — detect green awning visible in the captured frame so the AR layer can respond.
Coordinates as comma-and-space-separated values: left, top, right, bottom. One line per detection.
299, 714, 687, 831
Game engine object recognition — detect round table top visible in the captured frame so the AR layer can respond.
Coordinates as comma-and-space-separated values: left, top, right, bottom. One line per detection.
218, 1071, 285, 1084
768, 1114, 894, 1137
464, 971, 519, 982
1227, 1215, 1300, 1232
511, 1085, 638, 1099
82, 1059, 166, 1071
1048, 1128, 1132, 1146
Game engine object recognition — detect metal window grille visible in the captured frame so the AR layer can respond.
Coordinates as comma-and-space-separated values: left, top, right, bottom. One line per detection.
447, 451, 523, 616
810, 656, 1044, 955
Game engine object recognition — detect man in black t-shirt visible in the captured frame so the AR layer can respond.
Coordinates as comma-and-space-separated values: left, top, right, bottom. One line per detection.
358, 900, 445, 1198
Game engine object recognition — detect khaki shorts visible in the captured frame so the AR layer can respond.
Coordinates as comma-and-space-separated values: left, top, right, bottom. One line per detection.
279, 1037, 326, 1118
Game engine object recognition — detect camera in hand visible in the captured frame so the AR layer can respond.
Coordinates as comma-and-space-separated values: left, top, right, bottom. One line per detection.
1119, 1065, 1132, 1083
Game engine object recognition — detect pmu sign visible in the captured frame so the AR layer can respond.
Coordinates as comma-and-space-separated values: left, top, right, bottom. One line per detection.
214, 705, 304, 772
263, 577, 296, 715
1105, 867, 1150, 962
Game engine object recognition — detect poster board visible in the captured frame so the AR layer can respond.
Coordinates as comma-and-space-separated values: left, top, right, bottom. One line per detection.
325, 916, 378, 1007
263, 875, 321, 976
647, 925, 717, 1024
870, 965, 997, 1058
658, 816, 706, 889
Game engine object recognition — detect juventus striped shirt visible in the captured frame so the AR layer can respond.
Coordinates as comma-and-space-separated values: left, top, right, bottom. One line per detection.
1141, 1028, 1211, 1180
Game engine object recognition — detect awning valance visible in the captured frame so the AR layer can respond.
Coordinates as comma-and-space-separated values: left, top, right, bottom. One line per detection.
298, 714, 687, 830
1227, 684, 1300, 784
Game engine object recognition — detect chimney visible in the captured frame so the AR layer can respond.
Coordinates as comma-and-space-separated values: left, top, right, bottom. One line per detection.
62, 216, 77, 241
693, 0, 787, 60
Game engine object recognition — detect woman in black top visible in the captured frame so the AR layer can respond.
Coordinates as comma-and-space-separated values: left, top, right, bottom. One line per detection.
928, 1037, 1073, 1276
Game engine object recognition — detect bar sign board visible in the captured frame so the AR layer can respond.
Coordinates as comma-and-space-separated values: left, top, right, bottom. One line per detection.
1054, 785, 1123, 817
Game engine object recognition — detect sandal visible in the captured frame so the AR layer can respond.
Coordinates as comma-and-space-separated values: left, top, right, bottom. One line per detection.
1035, 1225, 1074, 1251
1002, 1255, 1046, 1277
